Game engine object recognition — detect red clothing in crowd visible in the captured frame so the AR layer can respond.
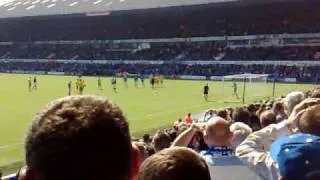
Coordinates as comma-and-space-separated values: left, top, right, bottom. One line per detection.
184, 115, 192, 124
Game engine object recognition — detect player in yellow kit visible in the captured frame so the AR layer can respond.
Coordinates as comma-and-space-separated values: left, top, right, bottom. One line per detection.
78, 79, 86, 95
76, 78, 80, 92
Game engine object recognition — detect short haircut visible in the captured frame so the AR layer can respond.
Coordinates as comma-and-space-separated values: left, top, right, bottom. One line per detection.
230, 122, 252, 148
25, 95, 132, 180
272, 102, 285, 113
247, 104, 257, 114
133, 142, 148, 164
152, 131, 172, 152
143, 134, 151, 144
232, 107, 250, 125
260, 110, 277, 128
138, 147, 211, 180
217, 109, 228, 120
298, 104, 320, 136
249, 114, 261, 131
168, 130, 177, 141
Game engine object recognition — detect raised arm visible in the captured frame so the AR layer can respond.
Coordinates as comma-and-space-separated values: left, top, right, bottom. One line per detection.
171, 124, 199, 147
235, 121, 291, 180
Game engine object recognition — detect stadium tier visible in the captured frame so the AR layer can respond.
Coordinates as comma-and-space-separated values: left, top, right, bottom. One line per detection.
1, 0, 320, 40
1, 34, 320, 61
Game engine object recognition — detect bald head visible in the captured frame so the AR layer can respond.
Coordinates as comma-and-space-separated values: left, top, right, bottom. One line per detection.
204, 117, 233, 147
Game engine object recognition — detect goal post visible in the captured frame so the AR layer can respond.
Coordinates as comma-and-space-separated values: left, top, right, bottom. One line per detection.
222, 73, 271, 104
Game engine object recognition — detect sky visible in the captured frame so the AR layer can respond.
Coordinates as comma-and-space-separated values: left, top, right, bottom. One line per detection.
0, 0, 14, 6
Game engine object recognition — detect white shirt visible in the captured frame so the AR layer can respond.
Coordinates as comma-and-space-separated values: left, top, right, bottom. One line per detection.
200, 146, 263, 180
235, 121, 291, 180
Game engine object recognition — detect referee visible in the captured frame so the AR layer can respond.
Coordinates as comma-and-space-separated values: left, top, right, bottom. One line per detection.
203, 83, 209, 101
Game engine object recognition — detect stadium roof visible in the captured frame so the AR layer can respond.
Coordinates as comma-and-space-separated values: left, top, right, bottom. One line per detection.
0, 0, 237, 18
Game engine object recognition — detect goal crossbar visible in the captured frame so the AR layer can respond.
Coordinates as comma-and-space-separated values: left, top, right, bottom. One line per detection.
223, 73, 270, 80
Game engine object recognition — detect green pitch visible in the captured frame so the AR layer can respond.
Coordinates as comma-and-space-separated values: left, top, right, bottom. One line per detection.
0, 73, 315, 175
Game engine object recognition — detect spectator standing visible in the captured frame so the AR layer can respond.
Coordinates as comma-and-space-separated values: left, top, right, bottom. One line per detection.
20, 95, 139, 180
282, 91, 306, 116
152, 131, 172, 152
138, 147, 211, 180
183, 113, 193, 124
172, 117, 262, 180
259, 110, 277, 128
269, 133, 320, 180
236, 98, 320, 180
272, 102, 287, 122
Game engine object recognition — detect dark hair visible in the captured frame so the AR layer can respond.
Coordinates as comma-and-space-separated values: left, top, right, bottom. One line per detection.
232, 107, 251, 125
152, 131, 172, 152
247, 104, 257, 114
250, 114, 262, 131
138, 147, 211, 180
195, 131, 208, 151
25, 95, 132, 180
217, 109, 228, 120
143, 134, 151, 144
169, 130, 177, 141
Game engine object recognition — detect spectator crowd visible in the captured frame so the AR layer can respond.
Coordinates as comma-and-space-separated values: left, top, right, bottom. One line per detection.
1, 43, 320, 61
5, 87, 320, 180
0, 61, 319, 83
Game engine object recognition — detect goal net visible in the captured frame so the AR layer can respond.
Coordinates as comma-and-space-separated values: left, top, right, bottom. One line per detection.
221, 73, 271, 103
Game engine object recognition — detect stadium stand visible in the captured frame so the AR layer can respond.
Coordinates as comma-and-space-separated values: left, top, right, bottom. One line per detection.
1, 42, 320, 61
1, 0, 320, 40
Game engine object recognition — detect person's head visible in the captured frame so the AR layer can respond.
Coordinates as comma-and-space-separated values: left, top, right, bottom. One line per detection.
168, 130, 177, 141
230, 122, 252, 149
270, 133, 320, 180
133, 142, 148, 164
297, 104, 320, 136
273, 102, 285, 114
138, 147, 211, 180
152, 131, 172, 152
310, 89, 320, 98
250, 114, 262, 131
259, 110, 277, 128
178, 118, 182, 123
247, 104, 257, 115
204, 117, 233, 147
232, 107, 250, 125
23, 95, 138, 180
283, 91, 306, 116
217, 109, 228, 120
143, 134, 151, 144
187, 113, 191, 117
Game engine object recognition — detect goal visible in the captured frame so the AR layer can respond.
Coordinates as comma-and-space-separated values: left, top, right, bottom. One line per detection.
221, 73, 271, 103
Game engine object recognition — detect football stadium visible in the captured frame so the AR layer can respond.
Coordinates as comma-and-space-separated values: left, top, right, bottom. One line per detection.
1, 0, 320, 179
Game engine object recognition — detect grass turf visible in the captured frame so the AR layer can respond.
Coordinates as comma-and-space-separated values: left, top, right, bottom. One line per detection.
0, 73, 315, 175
